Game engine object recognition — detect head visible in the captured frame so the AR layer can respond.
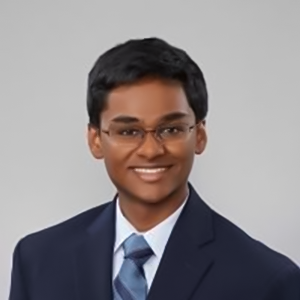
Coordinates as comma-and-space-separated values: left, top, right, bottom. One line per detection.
87, 37, 208, 205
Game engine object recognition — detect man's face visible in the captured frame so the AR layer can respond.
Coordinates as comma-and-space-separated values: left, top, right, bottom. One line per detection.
88, 78, 207, 204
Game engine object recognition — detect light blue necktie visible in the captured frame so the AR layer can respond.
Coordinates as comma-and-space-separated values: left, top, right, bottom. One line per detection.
113, 233, 153, 300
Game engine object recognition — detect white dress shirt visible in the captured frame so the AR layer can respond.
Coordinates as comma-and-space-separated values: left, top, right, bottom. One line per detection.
113, 197, 187, 290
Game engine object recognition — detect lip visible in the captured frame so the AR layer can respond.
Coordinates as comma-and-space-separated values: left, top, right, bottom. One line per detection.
130, 166, 172, 183
130, 165, 172, 168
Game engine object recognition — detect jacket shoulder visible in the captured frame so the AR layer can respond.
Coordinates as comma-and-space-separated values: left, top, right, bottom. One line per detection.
16, 202, 112, 258
211, 211, 300, 294
213, 211, 298, 269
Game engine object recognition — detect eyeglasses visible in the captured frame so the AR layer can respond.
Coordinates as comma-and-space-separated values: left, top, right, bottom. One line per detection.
100, 123, 198, 146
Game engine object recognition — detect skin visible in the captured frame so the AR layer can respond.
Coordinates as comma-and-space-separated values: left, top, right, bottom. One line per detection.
88, 78, 207, 231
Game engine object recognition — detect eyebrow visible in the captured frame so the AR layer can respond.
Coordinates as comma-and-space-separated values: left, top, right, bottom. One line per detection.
110, 112, 190, 124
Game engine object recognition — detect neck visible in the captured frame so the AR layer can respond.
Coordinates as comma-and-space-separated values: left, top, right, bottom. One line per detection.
117, 184, 188, 232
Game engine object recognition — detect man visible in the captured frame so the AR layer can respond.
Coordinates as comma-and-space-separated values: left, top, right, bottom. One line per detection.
9, 37, 300, 300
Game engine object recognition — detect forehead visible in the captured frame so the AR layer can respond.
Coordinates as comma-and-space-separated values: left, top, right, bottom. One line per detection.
101, 78, 194, 124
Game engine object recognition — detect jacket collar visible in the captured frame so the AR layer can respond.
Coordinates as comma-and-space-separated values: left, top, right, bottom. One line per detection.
74, 183, 215, 300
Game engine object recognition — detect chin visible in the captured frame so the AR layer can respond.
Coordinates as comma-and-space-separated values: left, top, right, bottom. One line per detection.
127, 183, 178, 205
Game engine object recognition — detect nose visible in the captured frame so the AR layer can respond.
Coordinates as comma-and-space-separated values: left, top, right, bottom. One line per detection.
135, 131, 165, 158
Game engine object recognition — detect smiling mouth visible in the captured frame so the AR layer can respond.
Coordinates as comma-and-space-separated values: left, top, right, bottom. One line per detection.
134, 167, 167, 173
131, 166, 171, 182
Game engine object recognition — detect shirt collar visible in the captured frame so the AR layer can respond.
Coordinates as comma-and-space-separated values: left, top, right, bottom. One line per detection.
114, 201, 137, 253
114, 195, 188, 260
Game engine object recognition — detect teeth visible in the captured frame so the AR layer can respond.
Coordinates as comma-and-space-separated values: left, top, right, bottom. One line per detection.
134, 168, 166, 174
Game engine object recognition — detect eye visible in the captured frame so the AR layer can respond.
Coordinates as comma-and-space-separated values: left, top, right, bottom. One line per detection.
160, 125, 185, 135
118, 128, 141, 136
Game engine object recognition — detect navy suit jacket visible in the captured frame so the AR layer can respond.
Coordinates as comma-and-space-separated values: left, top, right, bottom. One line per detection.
9, 184, 300, 300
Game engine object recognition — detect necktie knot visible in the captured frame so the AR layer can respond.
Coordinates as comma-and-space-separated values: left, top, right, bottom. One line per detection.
123, 233, 153, 267
114, 233, 152, 300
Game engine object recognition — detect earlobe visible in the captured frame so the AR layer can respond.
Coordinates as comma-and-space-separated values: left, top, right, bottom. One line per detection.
87, 125, 104, 159
195, 140, 206, 155
195, 122, 207, 155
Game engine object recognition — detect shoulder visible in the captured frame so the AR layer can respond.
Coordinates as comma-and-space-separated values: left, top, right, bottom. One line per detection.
15, 201, 112, 260
211, 211, 300, 295
213, 211, 297, 266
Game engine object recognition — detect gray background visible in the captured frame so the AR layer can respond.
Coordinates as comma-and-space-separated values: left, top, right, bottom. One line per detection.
1, 1, 299, 298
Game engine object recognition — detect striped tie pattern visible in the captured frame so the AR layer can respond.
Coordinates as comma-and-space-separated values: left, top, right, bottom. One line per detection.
113, 233, 153, 300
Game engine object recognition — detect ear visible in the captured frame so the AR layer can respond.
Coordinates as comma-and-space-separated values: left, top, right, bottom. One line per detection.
87, 124, 104, 159
195, 121, 207, 155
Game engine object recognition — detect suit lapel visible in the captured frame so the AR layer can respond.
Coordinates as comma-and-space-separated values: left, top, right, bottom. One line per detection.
73, 184, 214, 300
74, 199, 116, 300
147, 184, 215, 300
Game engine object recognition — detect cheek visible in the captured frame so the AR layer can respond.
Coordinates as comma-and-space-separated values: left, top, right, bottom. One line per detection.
166, 142, 195, 169
102, 145, 131, 175
167, 139, 195, 157
103, 156, 124, 186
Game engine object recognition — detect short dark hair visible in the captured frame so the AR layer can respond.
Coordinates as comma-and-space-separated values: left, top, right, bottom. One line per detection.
87, 37, 208, 127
